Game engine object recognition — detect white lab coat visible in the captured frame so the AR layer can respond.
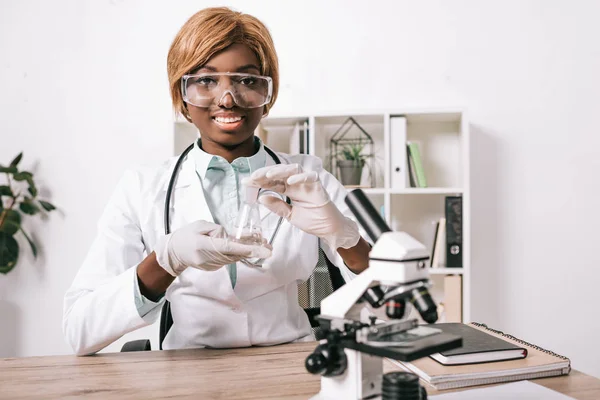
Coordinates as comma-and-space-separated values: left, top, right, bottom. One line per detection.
63, 150, 359, 355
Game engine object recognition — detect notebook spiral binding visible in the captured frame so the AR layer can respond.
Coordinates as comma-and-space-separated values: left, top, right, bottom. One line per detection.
471, 322, 571, 366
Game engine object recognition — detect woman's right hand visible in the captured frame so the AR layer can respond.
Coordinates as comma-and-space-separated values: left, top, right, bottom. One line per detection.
154, 220, 272, 276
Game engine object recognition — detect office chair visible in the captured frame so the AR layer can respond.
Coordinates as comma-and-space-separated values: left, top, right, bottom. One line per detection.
121, 247, 345, 352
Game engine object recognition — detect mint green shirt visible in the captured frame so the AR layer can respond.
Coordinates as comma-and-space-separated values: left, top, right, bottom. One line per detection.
191, 137, 267, 288
134, 137, 267, 317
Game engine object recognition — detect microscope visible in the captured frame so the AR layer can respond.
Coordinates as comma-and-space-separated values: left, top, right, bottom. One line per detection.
305, 189, 462, 400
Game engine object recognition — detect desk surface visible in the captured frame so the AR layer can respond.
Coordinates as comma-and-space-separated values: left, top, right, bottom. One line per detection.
1, 342, 598, 399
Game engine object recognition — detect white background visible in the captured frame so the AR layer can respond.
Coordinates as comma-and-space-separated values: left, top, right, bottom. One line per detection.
1, 0, 598, 378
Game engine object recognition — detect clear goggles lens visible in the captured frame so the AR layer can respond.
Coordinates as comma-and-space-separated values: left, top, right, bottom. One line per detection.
181, 72, 273, 109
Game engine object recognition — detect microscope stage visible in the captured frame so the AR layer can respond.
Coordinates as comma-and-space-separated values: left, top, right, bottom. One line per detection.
343, 331, 462, 362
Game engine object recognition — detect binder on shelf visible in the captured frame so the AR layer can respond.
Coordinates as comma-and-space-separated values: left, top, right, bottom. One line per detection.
445, 196, 462, 268
407, 141, 427, 188
390, 116, 408, 189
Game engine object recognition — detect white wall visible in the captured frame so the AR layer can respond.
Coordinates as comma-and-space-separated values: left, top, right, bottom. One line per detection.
1, 0, 598, 378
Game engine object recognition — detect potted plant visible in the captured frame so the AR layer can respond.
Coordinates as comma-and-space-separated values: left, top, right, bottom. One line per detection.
336, 143, 368, 186
0, 153, 56, 274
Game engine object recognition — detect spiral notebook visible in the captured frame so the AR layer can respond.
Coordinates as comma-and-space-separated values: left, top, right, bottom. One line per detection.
389, 322, 571, 390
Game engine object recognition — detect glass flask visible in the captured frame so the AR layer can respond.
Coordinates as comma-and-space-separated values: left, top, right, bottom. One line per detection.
229, 186, 264, 246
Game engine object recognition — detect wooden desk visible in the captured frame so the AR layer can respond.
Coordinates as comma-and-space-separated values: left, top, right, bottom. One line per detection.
1, 342, 598, 399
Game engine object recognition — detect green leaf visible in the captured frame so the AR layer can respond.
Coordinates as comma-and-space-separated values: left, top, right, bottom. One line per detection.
25, 177, 37, 197
0, 210, 21, 235
13, 171, 33, 181
0, 185, 13, 197
0, 232, 19, 274
9, 153, 23, 168
20, 228, 37, 258
38, 200, 56, 212
19, 200, 40, 215
27, 184, 38, 197
0, 166, 17, 174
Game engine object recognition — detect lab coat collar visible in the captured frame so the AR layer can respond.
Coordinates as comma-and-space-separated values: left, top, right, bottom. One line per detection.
162, 137, 278, 192
191, 137, 267, 180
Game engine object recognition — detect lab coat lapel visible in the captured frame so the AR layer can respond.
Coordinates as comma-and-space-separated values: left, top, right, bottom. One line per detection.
167, 156, 214, 232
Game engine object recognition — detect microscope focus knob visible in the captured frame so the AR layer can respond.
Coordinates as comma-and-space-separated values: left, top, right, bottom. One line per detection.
305, 343, 347, 377
305, 353, 327, 375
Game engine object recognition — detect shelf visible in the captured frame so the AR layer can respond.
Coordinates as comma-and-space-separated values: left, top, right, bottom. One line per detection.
428, 268, 464, 275
344, 187, 387, 195
390, 188, 463, 195
344, 187, 463, 195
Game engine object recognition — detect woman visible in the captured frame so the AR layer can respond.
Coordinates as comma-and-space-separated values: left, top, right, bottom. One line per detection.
63, 7, 371, 356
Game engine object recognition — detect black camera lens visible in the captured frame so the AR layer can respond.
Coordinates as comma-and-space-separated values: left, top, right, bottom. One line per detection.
385, 299, 406, 319
410, 288, 438, 324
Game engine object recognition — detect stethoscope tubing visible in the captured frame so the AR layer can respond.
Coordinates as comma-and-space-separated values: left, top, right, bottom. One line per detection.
164, 139, 290, 241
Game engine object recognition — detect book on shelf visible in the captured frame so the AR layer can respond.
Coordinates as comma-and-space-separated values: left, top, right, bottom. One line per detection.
407, 141, 427, 188
430, 217, 446, 268
388, 322, 571, 390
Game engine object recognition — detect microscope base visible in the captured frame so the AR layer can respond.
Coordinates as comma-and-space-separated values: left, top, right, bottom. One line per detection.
311, 348, 383, 400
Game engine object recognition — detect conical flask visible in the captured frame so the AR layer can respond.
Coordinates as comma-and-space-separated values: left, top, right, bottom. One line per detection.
229, 186, 264, 246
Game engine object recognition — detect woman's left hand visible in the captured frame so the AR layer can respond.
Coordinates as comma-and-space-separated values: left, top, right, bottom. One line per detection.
242, 164, 360, 250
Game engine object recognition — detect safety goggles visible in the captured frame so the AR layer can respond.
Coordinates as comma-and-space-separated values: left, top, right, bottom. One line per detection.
181, 72, 273, 109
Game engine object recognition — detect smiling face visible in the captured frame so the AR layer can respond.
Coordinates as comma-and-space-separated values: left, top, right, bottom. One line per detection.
187, 43, 265, 149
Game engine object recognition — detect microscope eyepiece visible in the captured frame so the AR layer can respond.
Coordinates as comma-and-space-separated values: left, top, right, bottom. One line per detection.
345, 189, 391, 243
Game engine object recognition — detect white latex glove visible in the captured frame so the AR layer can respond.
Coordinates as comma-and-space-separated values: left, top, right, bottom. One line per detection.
242, 164, 360, 250
154, 220, 272, 276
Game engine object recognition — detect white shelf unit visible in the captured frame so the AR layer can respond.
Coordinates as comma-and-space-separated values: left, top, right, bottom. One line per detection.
172, 108, 470, 323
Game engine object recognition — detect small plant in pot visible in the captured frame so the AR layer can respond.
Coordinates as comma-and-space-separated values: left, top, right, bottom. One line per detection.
337, 144, 368, 186
0, 153, 56, 274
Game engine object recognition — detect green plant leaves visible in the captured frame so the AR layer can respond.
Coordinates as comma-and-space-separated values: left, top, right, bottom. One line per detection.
12, 171, 37, 197
10, 153, 23, 168
38, 200, 56, 211
0, 232, 19, 274
27, 182, 38, 197
0, 152, 57, 273
0, 185, 12, 197
13, 171, 33, 181
0, 210, 21, 235
19, 199, 40, 215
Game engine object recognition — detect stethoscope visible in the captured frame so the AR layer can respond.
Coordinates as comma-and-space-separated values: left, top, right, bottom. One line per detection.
164, 139, 290, 266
